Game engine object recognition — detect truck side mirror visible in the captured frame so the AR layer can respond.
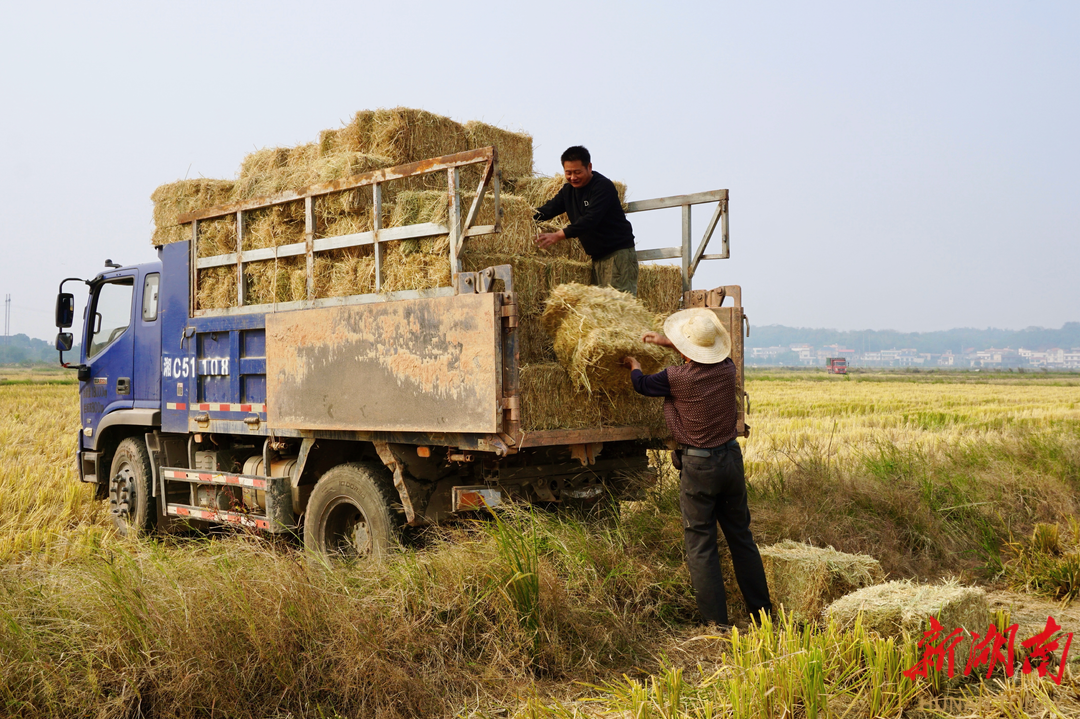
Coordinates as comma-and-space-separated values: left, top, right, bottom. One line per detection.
56, 332, 73, 352
56, 293, 75, 328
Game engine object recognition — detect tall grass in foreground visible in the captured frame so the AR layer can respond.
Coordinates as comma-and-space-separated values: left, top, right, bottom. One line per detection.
518, 613, 1080, 718
0, 513, 699, 718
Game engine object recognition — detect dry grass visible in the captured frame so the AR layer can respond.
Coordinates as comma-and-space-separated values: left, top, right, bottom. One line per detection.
542, 283, 678, 394
4, 372, 1078, 717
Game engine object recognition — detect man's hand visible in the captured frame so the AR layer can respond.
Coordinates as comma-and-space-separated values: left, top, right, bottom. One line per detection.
623, 356, 642, 372
642, 331, 675, 348
535, 229, 565, 249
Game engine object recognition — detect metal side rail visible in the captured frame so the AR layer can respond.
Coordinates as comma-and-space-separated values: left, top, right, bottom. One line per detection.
161, 467, 270, 490
166, 504, 270, 530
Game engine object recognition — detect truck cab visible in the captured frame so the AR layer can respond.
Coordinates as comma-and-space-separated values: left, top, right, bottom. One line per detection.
63, 261, 163, 495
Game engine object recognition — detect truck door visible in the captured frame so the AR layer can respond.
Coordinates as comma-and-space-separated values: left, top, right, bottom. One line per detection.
81, 274, 136, 438
133, 272, 161, 403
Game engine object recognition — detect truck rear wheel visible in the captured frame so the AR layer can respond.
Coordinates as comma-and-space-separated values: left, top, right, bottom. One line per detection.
109, 437, 156, 537
304, 463, 401, 559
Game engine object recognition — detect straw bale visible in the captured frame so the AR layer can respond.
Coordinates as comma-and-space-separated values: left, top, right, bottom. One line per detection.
638, 264, 683, 315
517, 316, 555, 364
326, 108, 470, 170
826, 580, 988, 664
464, 120, 533, 180
326, 249, 376, 298
758, 541, 885, 623
390, 190, 589, 262
244, 203, 306, 250
194, 218, 238, 258
318, 209, 375, 240
151, 179, 236, 246
245, 257, 300, 306
289, 255, 333, 302
546, 258, 592, 290
519, 363, 667, 433
382, 241, 452, 293
196, 267, 237, 310
542, 283, 678, 394
236, 146, 392, 230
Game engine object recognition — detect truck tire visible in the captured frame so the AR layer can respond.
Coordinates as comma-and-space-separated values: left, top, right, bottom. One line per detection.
304, 463, 402, 559
109, 437, 157, 537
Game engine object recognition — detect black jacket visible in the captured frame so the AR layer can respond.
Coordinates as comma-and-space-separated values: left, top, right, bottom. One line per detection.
533, 172, 635, 259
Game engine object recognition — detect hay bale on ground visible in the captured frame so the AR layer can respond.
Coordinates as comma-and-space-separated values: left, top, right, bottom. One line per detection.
759, 541, 885, 623
519, 363, 667, 433
638, 264, 683, 315
542, 284, 678, 395
151, 179, 236, 246
464, 120, 533, 181
826, 580, 989, 666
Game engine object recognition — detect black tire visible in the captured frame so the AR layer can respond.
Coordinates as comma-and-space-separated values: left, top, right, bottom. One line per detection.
564, 488, 622, 525
109, 437, 156, 537
304, 462, 402, 559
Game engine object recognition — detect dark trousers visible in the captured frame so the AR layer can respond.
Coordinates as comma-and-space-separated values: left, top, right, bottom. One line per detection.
679, 443, 772, 625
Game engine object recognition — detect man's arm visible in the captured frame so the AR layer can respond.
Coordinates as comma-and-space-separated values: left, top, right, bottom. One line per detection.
642, 331, 676, 349
533, 188, 567, 224
562, 178, 619, 239
534, 187, 568, 249
623, 356, 672, 397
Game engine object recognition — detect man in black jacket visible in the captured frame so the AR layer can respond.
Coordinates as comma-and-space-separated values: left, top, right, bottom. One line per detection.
533, 146, 639, 295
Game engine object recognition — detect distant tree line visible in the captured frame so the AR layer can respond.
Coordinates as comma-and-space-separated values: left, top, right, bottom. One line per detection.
0, 334, 77, 365
747, 322, 1080, 354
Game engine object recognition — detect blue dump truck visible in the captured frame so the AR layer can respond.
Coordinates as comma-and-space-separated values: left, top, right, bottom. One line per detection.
54, 147, 744, 557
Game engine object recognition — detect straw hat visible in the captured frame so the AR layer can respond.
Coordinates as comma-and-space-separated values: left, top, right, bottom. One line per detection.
663, 309, 731, 364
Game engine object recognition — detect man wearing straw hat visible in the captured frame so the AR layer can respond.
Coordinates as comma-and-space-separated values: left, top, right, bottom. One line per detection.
623, 309, 772, 628
533, 145, 639, 295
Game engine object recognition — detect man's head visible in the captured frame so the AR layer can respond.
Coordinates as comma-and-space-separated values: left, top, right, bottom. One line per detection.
561, 145, 593, 188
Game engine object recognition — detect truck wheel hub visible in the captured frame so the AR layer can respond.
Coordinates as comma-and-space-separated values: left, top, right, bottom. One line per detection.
109, 464, 136, 521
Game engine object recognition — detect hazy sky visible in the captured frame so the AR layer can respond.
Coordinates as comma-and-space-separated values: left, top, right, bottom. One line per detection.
1, 1, 1077, 339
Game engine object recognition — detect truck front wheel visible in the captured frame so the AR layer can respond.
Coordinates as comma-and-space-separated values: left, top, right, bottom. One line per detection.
109, 437, 157, 537
304, 463, 401, 559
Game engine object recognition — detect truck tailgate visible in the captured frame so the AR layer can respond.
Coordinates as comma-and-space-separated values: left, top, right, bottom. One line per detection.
266, 293, 502, 433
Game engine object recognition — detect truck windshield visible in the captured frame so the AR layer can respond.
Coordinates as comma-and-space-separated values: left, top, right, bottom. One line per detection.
88, 279, 134, 358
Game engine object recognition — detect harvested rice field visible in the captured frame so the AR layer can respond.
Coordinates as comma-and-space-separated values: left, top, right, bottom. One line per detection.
1, 368, 1078, 717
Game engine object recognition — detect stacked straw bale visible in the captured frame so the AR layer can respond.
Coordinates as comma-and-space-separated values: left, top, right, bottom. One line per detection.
519, 363, 667, 433
758, 541, 885, 623
150, 108, 685, 431
541, 284, 678, 395
826, 580, 989, 666
638, 264, 683, 315
151, 179, 236, 247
